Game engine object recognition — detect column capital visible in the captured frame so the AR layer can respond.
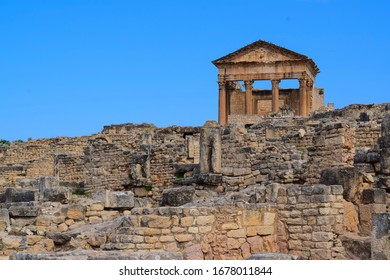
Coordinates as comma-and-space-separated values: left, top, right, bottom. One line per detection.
271, 79, 281, 87
217, 80, 226, 88
306, 80, 314, 88
244, 80, 254, 90
299, 77, 307, 86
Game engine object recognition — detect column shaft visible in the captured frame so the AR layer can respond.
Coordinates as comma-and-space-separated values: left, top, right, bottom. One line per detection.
271, 79, 281, 112
299, 78, 307, 116
218, 81, 227, 125
244, 80, 254, 114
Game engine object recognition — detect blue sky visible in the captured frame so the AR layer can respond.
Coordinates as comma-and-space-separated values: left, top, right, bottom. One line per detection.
1, 0, 389, 141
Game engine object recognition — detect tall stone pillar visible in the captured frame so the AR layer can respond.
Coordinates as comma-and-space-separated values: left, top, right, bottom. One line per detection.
306, 80, 313, 114
299, 77, 307, 116
271, 79, 281, 113
218, 81, 227, 125
244, 80, 254, 115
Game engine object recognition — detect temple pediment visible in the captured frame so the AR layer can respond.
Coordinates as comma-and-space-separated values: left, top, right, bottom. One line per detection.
212, 40, 310, 65
230, 48, 292, 63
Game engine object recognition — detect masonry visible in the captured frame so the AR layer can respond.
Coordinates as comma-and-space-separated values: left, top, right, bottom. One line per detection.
1, 103, 390, 260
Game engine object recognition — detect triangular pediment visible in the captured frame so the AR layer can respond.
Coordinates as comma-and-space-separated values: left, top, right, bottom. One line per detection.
230, 47, 292, 63
212, 40, 309, 65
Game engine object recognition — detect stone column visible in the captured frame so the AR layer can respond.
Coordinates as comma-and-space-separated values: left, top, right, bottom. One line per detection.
218, 81, 227, 125
271, 79, 281, 113
299, 77, 307, 116
244, 80, 254, 115
306, 80, 313, 114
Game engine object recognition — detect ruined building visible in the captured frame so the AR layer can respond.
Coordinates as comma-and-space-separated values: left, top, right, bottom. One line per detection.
213, 40, 325, 125
0, 41, 389, 260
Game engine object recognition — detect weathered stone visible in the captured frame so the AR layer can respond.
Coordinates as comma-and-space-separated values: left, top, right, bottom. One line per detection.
320, 167, 362, 202
5, 188, 39, 203
227, 229, 246, 238
175, 234, 194, 243
180, 216, 194, 227
100, 210, 120, 221
88, 203, 104, 211
371, 213, 390, 259
42, 187, 71, 203
312, 232, 333, 242
248, 252, 297, 260
66, 206, 85, 220
94, 190, 134, 209
147, 216, 171, 228
46, 232, 71, 245
160, 235, 175, 243
2, 236, 22, 249
340, 234, 371, 260
257, 226, 274, 235
343, 200, 359, 232
361, 189, 386, 204
0, 208, 10, 229
184, 244, 203, 260
10, 250, 183, 260
160, 186, 195, 206
8, 205, 39, 217
196, 215, 215, 226
227, 238, 241, 249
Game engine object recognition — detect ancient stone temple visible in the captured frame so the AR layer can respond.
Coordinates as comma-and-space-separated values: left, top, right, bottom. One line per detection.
212, 40, 324, 125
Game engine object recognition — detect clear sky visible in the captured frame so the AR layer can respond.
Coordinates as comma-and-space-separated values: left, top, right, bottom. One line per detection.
1, 0, 389, 141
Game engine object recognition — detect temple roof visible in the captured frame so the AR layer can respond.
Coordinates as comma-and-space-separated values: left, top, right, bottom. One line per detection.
212, 40, 319, 74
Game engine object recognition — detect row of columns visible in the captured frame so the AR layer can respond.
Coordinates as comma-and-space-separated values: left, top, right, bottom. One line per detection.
218, 77, 313, 125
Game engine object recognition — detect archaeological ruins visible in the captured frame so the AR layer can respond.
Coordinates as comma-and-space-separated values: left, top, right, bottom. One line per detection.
0, 41, 390, 260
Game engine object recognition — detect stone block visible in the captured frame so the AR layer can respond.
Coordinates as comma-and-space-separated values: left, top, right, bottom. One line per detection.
310, 249, 331, 260
199, 226, 212, 233
2, 236, 22, 249
243, 209, 262, 226
313, 185, 331, 195
188, 227, 198, 234
371, 213, 390, 259
247, 236, 263, 252
196, 215, 215, 226
160, 235, 175, 243
316, 216, 335, 226
88, 203, 104, 211
246, 226, 257, 237
312, 232, 333, 242
340, 235, 371, 260
361, 189, 386, 204
227, 238, 241, 250
171, 226, 186, 233
160, 186, 195, 206
93, 190, 134, 209
331, 185, 344, 195
286, 218, 305, 225
0, 208, 10, 228
180, 216, 194, 227
147, 216, 170, 228
175, 234, 194, 243
101, 210, 120, 221
42, 187, 71, 203
66, 206, 86, 220
227, 229, 246, 238
5, 188, 39, 203
311, 195, 334, 203
222, 223, 239, 230
38, 176, 59, 199
184, 244, 203, 260
256, 226, 274, 235
263, 212, 276, 225
320, 167, 362, 202
343, 200, 359, 232
8, 205, 39, 217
